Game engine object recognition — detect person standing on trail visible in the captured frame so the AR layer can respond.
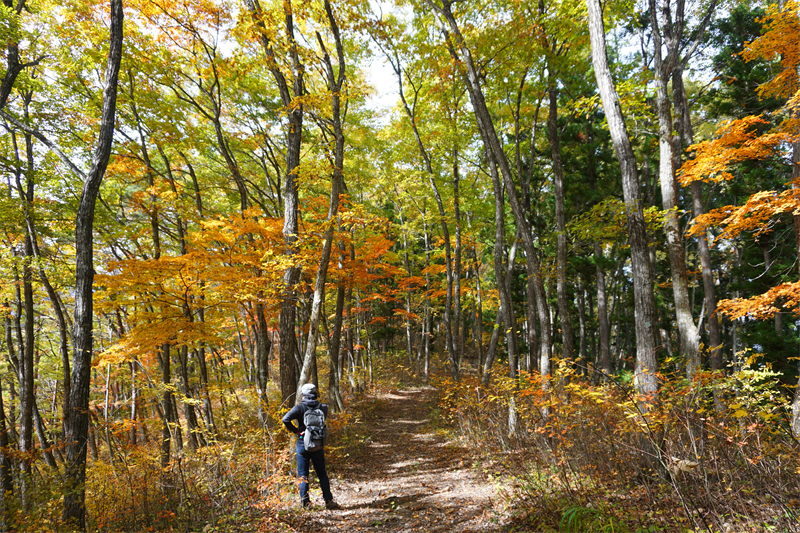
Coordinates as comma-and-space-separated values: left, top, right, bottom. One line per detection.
282, 383, 341, 510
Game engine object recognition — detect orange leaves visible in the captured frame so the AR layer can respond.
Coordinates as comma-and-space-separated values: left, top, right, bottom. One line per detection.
678, 116, 788, 186
393, 308, 420, 321
397, 275, 426, 291
678, 6, 800, 264
97, 198, 398, 363
741, 1, 800, 100
688, 189, 800, 240
718, 281, 800, 320
96, 212, 289, 363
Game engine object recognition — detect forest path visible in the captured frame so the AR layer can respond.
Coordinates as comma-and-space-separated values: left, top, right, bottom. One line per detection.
282, 387, 507, 532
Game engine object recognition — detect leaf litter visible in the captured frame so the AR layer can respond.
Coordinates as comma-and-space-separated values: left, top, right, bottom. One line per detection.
277, 388, 508, 532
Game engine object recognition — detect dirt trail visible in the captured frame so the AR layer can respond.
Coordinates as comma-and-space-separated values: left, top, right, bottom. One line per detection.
284, 388, 507, 532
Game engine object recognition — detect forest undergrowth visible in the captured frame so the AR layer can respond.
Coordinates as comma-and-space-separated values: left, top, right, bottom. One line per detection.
8, 353, 800, 533
434, 358, 800, 533
9, 379, 372, 533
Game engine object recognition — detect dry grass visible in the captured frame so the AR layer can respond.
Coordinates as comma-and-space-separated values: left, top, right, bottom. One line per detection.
434, 365, 800, 533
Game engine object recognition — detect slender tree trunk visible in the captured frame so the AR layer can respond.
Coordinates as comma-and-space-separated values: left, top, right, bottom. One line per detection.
576, 275, 587, 375
422, 220, 432, 381
472, 243, 485, 372
515, 70, 536, 373
160, 343, 173, 468
453, 148, 464, 372
329, 276, 346, 412
433, 0, 550, 382
792, 81, 800, 437
482, 314, 503, 386
398, 209, 414, 365
482, 143, 518, 382
9, 131, 34, 505
32, 400, 57, 468
650, 5, 701, 378
179, 344, 203, 450
245, 0, 304, 406
548, 83, 575, 365
296, 3, 346, 399
63, 2, 123, 527
254, 303, 270, 420
14, 122, 73, 451
178, 154, 216, 433
594, 243, 612, 378
672, 69, 723, 371
587, 0, 659, 403
0, 379, 13, 531
129, 361, 138, 446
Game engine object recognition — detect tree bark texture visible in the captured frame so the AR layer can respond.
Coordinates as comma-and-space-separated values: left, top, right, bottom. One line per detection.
594, 243, 612, 378
650, 0, 702, 379
244, 0, 305, 405
548, 84, 575, 364
433, 0, 551, 379
0, 379, 13, 530
63, 0, 123, 527
586, 0, 659, 402
793, 137, 800, 436
672, 66, 724, 370
296, 0, 347, 399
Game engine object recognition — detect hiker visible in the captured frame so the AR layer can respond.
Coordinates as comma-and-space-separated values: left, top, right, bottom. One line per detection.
282, 383, 341, 510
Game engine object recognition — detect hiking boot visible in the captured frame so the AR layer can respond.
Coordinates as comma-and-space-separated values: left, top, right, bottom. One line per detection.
325, 500, 341, 510
301, 500, 312, 510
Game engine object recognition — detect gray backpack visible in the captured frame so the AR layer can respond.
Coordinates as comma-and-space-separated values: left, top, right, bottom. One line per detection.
303, 405, 326, 451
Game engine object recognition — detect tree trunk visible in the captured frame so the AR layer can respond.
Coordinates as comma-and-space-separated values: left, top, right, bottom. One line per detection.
179, 344, 203, 450
548, 83, 575, 365
9, 133, 34, 505
255, 303, 270, 421
587, 0, 659, 403
792, 99, 800, 438
63, 1, 122, 527
672, 68, 723, 371
296, 3, 346, 399
160, 343, 173, 468
433, 0, 551, 382
594, 243, 612, 378
13, 119, 73, 458
481, 142, 518, 382
0, 379, 13, 531
576, 275, 587, 375
650, 2, 701, 378
453, 148, 464, 372
245, 0, 304, 406
329, 275, 347, 412
398, 209, 414, 365
422, 221, 432, 381
181, 152, 215, 432
32, 400, 57, 468
472, 243, 485, 372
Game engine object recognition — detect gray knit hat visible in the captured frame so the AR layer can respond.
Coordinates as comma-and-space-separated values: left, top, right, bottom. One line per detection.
301, 383, 318, 399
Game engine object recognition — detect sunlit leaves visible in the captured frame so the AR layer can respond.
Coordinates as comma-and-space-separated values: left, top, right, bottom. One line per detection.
568, 197, 665, 244
741, 1, 800, 100
678, 116, 789, 185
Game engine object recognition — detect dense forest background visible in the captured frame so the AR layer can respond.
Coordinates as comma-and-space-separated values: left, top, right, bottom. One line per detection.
1, 0, 799, 530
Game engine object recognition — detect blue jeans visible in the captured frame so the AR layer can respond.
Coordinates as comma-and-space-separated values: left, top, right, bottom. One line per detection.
296, 438, 332, 504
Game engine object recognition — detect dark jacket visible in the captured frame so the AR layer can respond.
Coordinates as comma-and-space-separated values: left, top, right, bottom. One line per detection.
282, 397, 328, 435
